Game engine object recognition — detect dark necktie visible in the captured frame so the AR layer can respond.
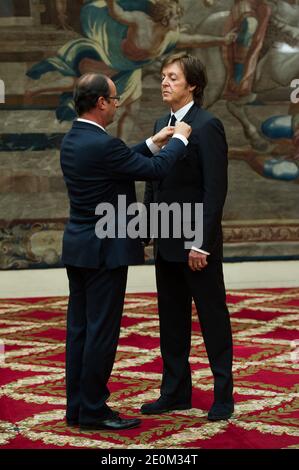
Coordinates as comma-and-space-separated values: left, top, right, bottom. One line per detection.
169, 114, 177, 127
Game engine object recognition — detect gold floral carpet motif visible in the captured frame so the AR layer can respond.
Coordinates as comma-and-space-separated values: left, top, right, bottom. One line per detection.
0, 289, 299, 449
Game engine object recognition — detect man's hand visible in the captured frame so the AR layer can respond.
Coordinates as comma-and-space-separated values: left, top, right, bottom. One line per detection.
188, 250, 208, 272
152, 126, 175, 148
174, 121, 192, 139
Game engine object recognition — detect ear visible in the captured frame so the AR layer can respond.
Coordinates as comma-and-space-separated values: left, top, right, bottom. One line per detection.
189, 85, 196, 92
96, 96, 106, 110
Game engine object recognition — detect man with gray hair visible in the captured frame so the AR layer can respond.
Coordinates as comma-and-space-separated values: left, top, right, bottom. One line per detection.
61, 72, 191, 430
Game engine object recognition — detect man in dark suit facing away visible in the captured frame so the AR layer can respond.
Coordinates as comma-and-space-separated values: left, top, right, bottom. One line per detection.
141, 53, 234, 421
60, 72, 191, 430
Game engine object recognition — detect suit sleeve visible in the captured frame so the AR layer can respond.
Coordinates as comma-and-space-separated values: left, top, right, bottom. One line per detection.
104, 136, 186, 181
143, 118, 158, 204
142, 179, 154, 245
197, 118, 228, 253
131, 141, 153, 157
141, 120, 159, 243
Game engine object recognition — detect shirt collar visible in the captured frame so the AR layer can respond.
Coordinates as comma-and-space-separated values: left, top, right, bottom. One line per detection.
171, 101, 194, 122
76, 118, 106, 132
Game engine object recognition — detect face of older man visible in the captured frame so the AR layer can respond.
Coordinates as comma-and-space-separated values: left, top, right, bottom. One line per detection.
161, 61, 195, 112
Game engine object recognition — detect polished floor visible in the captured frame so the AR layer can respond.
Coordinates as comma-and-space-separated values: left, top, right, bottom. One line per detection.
0, 261, 299, 298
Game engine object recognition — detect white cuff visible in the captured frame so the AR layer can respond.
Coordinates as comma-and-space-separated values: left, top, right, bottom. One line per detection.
146, 137, 160, 155
172, 134, 188, 146
191, 246, 210, 256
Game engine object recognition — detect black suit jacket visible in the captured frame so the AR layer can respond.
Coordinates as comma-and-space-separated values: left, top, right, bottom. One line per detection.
144, 104, 228, 262
60, 120, 185, 269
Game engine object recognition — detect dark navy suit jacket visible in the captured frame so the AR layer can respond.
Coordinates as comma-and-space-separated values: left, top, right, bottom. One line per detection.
144, 104, 228, 262
60, 120, 185, 269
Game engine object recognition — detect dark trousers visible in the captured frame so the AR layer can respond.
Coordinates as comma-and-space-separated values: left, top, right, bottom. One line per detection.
65, 263, 128, 423
155, 252, 233, 404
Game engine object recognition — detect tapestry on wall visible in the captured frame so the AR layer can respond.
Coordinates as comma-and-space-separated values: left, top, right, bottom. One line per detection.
0, 0, 298, 268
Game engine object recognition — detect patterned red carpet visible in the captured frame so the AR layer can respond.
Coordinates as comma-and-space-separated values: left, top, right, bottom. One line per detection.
0, 288, 298, 449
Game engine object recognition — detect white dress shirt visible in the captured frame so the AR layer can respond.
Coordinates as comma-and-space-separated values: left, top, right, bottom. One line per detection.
77, 118, 106, 132
169, 100, 194, 124
146, 103, 192, 154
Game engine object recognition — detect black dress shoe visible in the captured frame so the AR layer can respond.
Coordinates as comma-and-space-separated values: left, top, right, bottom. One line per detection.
65, 418, 79, 426
80, 412, 141, 431
141, 397, 192, 415
208, 402, 234, 421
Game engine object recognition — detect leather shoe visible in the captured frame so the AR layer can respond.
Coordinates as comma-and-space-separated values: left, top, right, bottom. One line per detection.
66, 411, 120, 427
141, 397, 192, 415
80, 412, 141, 431
65, 417, 78, 426
208, 401, 234, 421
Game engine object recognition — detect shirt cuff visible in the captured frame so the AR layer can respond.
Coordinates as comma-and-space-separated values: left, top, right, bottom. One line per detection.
191, 246, 210, 256
146, 137, 160, 155
172, 134, 188, 146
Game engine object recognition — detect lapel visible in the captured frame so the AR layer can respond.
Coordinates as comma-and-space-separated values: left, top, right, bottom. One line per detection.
157, 114, 170, 131
179, 104, 199, 125
153, 104, 201, 190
